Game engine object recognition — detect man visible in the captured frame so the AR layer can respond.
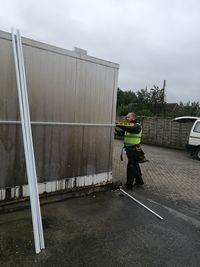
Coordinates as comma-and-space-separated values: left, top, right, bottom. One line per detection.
116, 112, 144, 190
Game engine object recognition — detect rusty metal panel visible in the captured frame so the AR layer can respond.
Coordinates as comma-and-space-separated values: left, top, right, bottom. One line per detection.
0, 30, 119, 188
0, 125, 112, 187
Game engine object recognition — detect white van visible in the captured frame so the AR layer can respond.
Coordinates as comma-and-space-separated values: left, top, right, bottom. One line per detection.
173, 116, 200, 160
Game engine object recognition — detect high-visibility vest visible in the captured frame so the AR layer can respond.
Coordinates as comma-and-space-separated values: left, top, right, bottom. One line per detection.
124, 125, 142, 146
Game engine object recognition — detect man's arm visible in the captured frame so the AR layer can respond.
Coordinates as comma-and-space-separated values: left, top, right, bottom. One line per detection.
115, 127, 125, 137
117, 123, 141, 134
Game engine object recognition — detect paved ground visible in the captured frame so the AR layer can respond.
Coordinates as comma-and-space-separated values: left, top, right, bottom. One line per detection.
1, 140, 200, 266
113, 140, 200, 220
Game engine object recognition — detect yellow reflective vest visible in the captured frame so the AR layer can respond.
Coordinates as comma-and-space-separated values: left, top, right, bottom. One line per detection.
124, 125, 142, 146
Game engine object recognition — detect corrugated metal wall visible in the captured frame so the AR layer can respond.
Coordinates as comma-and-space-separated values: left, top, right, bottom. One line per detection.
0, 30, 119, 188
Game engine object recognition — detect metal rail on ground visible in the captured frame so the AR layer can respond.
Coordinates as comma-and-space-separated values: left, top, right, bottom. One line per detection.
119, 187, 163, 220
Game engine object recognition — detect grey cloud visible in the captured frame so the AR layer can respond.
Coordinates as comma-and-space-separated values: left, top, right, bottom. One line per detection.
0, 0, 200, 103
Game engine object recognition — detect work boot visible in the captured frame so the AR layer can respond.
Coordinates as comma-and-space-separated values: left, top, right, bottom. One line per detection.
134, 181, 144, 188
124, 184, 133, 191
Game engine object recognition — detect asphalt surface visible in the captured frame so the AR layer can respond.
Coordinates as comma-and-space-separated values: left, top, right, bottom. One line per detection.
1, 141, 200, 266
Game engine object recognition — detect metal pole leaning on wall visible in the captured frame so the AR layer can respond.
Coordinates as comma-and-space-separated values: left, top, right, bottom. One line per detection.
16, 29, 45, 250
11, 28, 40, 254
11, 28, 44, 254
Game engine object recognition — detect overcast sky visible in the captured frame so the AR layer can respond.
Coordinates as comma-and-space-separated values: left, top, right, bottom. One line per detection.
1, 0, 200, 103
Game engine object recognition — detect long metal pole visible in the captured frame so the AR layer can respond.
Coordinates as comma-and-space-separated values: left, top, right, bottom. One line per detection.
119, 188, 163, 220
0, 120, 115, 126
16, 29, 45, 250
17, 30, 44, 252
11, 29, 41, 253
15, 29, 42, 253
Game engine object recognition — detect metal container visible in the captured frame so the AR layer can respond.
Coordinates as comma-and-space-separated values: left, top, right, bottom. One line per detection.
0, 30, 119, 198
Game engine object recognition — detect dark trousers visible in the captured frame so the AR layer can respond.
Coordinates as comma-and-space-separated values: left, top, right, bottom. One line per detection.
126, 148, 143, 188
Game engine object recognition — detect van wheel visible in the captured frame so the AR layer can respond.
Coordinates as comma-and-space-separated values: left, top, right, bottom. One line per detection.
195, 147, 200, 160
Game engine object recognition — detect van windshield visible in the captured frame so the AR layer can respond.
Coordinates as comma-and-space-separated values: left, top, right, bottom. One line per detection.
194, 122, 200, 133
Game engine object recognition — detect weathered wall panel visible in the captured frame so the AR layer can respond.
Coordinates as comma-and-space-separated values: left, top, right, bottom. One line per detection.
0, 30, 119, 189
0, 38, 19, 121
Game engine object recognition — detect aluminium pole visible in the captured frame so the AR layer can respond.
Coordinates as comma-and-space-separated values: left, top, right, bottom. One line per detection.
15, 29, 41, 252
16, 29, 45, 250
12, 29, 40, 253
16, 30, 44, 249
11, 29, 41, 253
14, 29, 42, 253
0, 120, 115, 127
119, 188, 163, 220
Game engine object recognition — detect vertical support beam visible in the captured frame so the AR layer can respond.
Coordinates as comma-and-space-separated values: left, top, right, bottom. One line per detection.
108, 68, 119, 175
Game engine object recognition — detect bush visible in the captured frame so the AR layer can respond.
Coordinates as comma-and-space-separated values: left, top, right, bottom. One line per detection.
136, 109, 154, 117
117, 103, 135, 116
117, 104, 153, 117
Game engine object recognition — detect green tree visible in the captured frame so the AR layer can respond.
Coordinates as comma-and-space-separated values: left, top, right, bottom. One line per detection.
149, 85, 166, 114
117, 103, 135, 116
136, 88, 150, 108
116, 85, 166, 116
117, 88, 137, 108
174, 101, 200, 117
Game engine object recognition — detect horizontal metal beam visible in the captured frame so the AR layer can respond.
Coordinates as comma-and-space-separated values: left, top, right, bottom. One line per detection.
0, 120, 21, 124
0, 120, 115, 127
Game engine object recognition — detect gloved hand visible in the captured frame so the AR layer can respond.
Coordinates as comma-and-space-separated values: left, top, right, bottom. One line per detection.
115, 127, 125, 137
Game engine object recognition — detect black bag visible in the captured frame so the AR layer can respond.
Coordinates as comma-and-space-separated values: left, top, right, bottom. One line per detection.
135, 145, 149, 163
122, 145, 149, 163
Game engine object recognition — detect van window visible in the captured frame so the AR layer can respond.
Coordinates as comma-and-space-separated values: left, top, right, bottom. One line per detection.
193, 122, 200, 133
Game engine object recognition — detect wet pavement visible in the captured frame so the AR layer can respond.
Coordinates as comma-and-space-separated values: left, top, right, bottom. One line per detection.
1, 140, 200, 266
113, 140, 200, 220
